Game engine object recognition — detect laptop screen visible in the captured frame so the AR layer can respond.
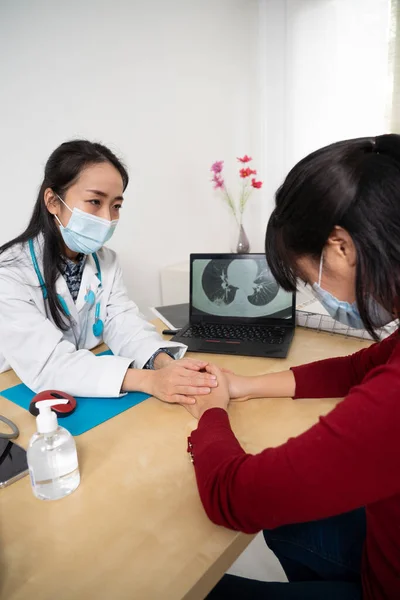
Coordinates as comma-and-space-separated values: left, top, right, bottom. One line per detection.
190, 254, 295, 323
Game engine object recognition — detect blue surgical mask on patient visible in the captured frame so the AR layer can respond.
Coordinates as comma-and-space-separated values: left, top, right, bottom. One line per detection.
311, 254, 393, 329
55, 195, 118, 255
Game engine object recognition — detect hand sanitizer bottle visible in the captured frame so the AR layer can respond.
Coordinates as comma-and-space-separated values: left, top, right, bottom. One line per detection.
27, 399, 80, 500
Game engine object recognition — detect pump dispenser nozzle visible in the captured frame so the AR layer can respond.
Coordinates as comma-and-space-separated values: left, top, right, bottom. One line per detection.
36, 399, 68, 434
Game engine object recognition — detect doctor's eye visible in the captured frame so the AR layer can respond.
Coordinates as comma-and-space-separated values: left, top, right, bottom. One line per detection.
87, 199, 101, 206
113, 204, 123, 211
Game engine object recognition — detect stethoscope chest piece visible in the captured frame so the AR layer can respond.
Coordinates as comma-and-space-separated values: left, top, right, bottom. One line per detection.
93, 319, 104, 337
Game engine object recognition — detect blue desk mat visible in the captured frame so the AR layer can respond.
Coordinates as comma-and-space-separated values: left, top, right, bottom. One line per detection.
0, 351, 150, 436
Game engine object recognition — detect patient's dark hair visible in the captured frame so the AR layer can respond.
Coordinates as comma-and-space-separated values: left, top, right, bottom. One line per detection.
266, 133, 400, 339
0, 140, 129, 330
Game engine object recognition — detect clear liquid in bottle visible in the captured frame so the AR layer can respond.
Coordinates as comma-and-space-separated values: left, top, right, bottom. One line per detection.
28, 427, 80, 501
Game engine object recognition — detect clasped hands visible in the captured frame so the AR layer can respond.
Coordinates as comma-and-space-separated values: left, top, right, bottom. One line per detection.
151, 352, 248, 420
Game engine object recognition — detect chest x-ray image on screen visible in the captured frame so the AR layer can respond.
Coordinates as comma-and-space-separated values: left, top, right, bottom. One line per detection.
191, 256, 293, 320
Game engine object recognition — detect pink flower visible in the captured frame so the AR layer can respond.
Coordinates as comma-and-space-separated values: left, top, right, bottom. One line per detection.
240, 167, 257, 178
211, 160, 224, 174
237, 155, 252, 163
212, 174, 224, 189
251, 178, 263, 189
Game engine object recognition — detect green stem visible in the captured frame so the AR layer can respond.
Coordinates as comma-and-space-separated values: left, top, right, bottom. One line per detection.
240, 185, 253, 215
223, 186, 239, 225
239, 180, 247, 214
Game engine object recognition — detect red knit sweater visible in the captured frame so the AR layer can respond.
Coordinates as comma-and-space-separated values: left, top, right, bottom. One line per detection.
188, 333, 400, 599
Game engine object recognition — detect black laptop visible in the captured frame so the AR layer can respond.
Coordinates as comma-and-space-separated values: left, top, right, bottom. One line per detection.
170, 253, 296, 358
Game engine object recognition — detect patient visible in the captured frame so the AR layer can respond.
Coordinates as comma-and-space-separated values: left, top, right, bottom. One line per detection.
185, 135, 400, 599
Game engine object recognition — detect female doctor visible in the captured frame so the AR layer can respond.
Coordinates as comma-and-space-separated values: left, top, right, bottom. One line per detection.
0, 140, 217, 402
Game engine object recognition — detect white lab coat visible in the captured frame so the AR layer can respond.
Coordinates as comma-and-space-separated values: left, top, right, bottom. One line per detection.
0, 235, 187, 396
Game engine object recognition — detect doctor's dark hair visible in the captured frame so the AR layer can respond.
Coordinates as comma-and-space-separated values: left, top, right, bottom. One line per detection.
266, 133, 400, 340
0, 140, 129, 330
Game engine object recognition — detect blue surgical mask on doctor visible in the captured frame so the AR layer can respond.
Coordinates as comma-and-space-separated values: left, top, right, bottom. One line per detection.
54, 195, 118, 255
312, 253, 393, 329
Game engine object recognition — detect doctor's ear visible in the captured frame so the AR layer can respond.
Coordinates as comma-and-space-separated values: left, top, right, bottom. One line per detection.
44, 188, 61, 215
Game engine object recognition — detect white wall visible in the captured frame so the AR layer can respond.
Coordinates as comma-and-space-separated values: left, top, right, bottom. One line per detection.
0, 0, 392, 312
0, 0, 260, 313
259, 0, 391, 223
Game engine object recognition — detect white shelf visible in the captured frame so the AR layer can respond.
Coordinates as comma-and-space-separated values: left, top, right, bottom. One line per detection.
160, 261, 189, 305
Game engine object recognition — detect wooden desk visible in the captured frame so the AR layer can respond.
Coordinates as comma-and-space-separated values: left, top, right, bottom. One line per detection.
0, 325, 371, 600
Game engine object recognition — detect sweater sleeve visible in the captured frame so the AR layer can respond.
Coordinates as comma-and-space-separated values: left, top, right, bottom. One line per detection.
291, 331, 399, 399
189, 355, 400, 533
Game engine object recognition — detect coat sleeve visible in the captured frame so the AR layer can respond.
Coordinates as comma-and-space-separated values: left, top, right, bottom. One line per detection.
102, 259, 187, 369
0, 270, 133, 397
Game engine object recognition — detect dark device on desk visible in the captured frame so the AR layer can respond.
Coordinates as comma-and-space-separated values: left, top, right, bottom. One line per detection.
170, 253, 296, 358
0, 439, 29, 488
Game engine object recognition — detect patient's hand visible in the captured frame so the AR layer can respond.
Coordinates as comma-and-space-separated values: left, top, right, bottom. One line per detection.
185, 364, 230, 420
205, 367, 251, 402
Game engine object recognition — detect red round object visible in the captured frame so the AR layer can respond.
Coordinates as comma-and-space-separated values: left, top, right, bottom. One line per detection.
29, 390, 77, 418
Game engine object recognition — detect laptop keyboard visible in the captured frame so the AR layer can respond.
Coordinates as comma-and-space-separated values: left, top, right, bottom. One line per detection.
181, 323, 287, 345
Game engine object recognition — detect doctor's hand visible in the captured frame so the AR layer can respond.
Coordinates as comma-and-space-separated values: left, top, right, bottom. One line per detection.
147, 359, 219, 405
184, 364, 230, 420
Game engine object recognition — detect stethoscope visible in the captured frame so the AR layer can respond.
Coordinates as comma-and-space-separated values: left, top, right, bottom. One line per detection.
28, 239, 104, 347
0, 415, 19, 439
